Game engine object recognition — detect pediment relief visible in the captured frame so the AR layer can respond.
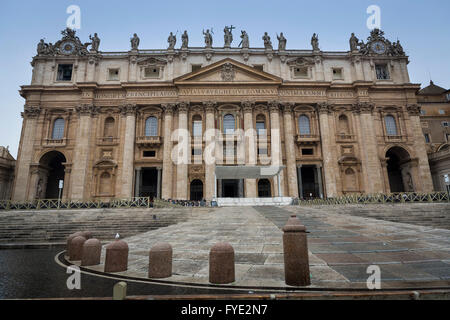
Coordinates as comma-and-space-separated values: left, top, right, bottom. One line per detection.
174, 58, 282, 85
287, 57, 315, 67
94, 160, 117, 168
137, 57, 168, 66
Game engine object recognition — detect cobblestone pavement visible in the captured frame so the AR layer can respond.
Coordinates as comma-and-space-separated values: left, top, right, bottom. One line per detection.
71, 204, 450, 289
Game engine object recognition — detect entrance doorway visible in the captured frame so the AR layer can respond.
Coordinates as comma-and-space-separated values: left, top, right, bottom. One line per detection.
258, 179, 271, 197
38, 151, 66, 199
218, 179, 244, 198
298, 166, 319, 199
386, 147, 414, 192
190, 180, 203, 201
140, 168, 158, 198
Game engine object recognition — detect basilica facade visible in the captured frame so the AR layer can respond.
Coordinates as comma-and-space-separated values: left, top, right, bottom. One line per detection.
12, 28, 434, 202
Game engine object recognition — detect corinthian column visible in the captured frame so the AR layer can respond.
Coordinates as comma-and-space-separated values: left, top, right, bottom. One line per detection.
176, 102, 189, 200
161, 104, 174, 199
318, 102, 337, 197
70, 104, 97, 200
407, 104, 433, 192
282, 103, 299, 198
204, 101, 216, 200
12, 106, 41, 201
119, 104, 137, 198
269, 101, 285, 197
243, 101, 257, 198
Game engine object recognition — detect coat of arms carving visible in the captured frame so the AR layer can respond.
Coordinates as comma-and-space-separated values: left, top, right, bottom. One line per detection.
221, 63, 235, 81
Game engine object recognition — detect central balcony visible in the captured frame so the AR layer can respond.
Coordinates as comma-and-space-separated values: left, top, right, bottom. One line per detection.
295, 134, 320, 145
136, 136, 162, 147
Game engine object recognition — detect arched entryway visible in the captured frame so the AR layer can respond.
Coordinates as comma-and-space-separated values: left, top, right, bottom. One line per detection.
386, 146, 414, 193
190, 179, 203, 201
258, 179, 271, 197
38, 151, 67, 199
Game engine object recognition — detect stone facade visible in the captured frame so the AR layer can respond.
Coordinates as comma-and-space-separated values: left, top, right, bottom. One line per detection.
0, 146, 15, 200
12, 28, 434, 201
417, 81, 450, 191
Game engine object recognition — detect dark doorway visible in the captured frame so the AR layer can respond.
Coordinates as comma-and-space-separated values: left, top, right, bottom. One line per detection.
39, 151, 66, 199
190, 180, 203, 201
140, 168, 158, 198
386, 147, 412, 193
258, 179, 271, 197
222, 179, 239, 198
301, 166, 318, 199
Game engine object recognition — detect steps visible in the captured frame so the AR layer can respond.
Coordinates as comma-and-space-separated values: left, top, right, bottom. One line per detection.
217, 197, 293, 207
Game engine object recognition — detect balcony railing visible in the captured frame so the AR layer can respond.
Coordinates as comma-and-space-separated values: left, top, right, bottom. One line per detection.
295, 134, 320, 145
43, 138, 67, 147
336, 134, 356, 142
385, 135, 405, 142
136, 136, 162, 146
97, 137, 119, 146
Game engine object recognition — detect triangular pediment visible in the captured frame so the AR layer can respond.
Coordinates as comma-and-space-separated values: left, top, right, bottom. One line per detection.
174, 58, 282, 85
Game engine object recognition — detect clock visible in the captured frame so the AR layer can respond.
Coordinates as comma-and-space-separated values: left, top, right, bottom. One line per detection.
60, 41, 75, 55
371, 41, 386, 55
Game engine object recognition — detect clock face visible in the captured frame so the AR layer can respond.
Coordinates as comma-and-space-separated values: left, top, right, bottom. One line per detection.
371, 41, 386, 55
60, 41, 75, 55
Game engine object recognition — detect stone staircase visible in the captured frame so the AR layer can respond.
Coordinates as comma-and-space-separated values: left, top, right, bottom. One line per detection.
217, 197, 293, 207
0, 207, 201, 245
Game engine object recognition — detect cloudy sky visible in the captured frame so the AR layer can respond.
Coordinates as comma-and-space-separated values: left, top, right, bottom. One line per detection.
0, 0, 449, 158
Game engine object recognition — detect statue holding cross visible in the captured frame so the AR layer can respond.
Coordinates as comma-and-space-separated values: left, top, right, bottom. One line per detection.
224, 25, 235, 47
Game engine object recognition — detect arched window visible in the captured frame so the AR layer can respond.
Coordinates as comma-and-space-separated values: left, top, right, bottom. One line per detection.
223, 114, 235, 134
256, 114, 266, 137
52, 118, 65, 140
99, 172, 111, 195
385, 115, 398, 136
338, 115, 350, 135
190, 179, 203, 201
145, 116, 158, 137
192, 115, 202, 137
298, 115, 311, 135
104, 117, 115, 137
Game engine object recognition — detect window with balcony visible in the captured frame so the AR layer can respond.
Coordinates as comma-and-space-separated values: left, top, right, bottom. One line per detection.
375, 64, 390, 80
145, 116, 158, 137
56, 64, 73, 81
298, 115, 311, 135
256, 114, 266, 137
103, 117, 115, 137
223, 114, 235, 134
52, 118, 65, 140
192, 115, 202, 138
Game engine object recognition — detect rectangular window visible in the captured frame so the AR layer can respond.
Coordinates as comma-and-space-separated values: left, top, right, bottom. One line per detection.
258, 148, 268, 155
293, 67, 308, 78
143, 150, 156, 157
108, 68, 120, 81
424, 133, 431, 144
144, 67, 160, 78
332, 68, 343, 80
256, 122, 266, 136
191, 64, 202, 72
302, 148, 314, 156
375, 64, 390, 80
442, 121, 449, 128
193, 121, 202, 137
57, 64, 73, 81
253, 64, 264, 72
192, 148, 202, 156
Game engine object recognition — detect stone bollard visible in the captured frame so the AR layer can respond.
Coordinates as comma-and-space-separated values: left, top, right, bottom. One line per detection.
282, 215, 310, 286
148, 243, 172, 278
104, 239, 129, 273
209, 242, 235, 284
70, 236, 87, 261
81, 238, 102, 266
66, 232, 83, 257
80, 231, 93, 240
113, 282, 127, 300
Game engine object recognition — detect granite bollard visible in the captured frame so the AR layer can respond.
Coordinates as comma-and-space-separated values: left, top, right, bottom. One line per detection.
104, 240, 129, 273
148, 243, 172, 278
80, 231, 93, 240
66, 232, 83, 257
282, 215, 310, 286
209, 242, 235, 284
81, 238, 102, 266
70, 236, 87, 261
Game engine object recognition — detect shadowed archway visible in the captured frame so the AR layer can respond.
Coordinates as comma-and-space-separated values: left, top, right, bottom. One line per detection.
386, 146, 414, 193
38, 151, 67, 199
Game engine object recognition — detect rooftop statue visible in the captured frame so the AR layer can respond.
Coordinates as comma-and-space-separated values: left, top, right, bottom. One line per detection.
203, 29, 213, 48
181, 30, 189, 49
262, 32, 272, 50
311, 33, 319, 51
349, 33, 359, 52
239, 30, 249, 49
131, 33, 140, 50
167, 32, 176, 50
224, 25, 234, 47
277, 32, 286, 51
89, 33, 100, 52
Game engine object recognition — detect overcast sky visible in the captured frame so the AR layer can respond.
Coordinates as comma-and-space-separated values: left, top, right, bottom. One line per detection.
1, 0, 449, 158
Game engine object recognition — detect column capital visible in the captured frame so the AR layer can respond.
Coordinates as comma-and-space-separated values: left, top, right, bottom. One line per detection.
282, 102, 295, 114
353, 102, 374, 114
119, 104, 137, 116
22, 105, 41, 119
316, 102, 330, 114
162, 103, 175, 115
76, 104, 100, 116
203, 101, 217, 113
242, 100, 255, 113
177, 101, 189, 113
406, 104, 421, 116
268, 100, 281, 113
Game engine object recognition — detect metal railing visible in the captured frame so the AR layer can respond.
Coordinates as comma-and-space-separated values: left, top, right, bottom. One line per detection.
0, 197, 185, 211
298, 192, 450, 206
